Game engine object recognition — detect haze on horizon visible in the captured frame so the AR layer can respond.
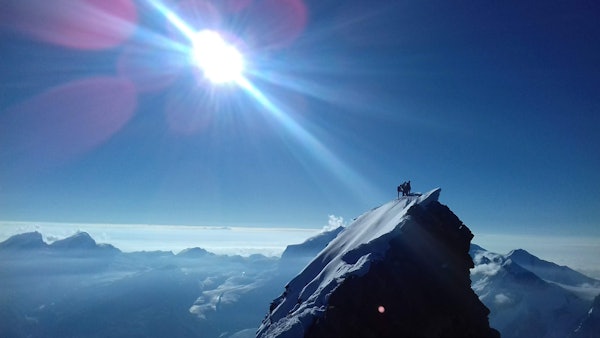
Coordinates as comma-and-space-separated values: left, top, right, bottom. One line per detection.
1, 216, 599, 281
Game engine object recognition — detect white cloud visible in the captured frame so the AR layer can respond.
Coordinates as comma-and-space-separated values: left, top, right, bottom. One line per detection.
552, 282, 600, 301
494, 293, 512, 305
323, 215, 345, 232
471, 262, 502, 277
190, 274, 268, 319
471, 251, 504, 277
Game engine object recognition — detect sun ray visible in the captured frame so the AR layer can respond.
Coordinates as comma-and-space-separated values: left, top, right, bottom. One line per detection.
146, 0, 196, 41
236, 77, 377, 198
144, 0, 378, 200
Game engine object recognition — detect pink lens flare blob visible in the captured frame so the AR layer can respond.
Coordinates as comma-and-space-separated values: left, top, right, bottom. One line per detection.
0, 77, 137, 167
117, 43, 182, 93
0, 0, 137, 50
378, 305, 385, 314
243, 0, 307, 49
224, 0, 253, 13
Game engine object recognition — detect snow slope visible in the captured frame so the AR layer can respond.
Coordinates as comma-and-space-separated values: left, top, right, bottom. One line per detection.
258, 188, 498, 337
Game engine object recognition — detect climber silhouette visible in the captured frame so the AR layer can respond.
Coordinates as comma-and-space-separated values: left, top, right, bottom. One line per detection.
397, 180, 412, 198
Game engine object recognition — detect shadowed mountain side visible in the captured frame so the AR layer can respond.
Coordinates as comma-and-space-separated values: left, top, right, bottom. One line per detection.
258, 189, 499, 338
571, 294, 600, 338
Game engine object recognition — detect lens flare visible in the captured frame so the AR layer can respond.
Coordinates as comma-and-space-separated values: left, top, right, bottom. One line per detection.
191, 30, 245, 84
1, 0, 137, 50
1, 77, 137, 168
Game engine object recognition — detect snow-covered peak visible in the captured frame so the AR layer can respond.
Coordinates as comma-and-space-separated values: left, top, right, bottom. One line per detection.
507, 248, 600, 287
313, 188, 441, 264
258, 188, 497, 337
0, 231, 47, 250
470, 245, 600, 337
269, 189, 440, 320
48, 231, 119, 255
50, 231, 98, 249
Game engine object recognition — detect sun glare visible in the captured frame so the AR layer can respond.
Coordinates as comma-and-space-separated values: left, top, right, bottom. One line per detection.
191, 30, 244, 84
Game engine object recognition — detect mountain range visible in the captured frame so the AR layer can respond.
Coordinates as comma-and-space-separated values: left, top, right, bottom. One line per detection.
1, 191, 599, 337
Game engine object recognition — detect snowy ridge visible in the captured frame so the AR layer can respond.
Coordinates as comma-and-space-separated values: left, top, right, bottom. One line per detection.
258, 189, 441, 337
280, 226, 345, 261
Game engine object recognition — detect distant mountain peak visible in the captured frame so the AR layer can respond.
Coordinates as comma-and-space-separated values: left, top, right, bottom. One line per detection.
0, 231, 47, 250
0, 231, 123, 256
45, 231, 120, 255
51, 231, 97, 249
507, 247, 599, 287
507, 248, 532, 258
177, 247, 213, 258
470, 245, 598, 337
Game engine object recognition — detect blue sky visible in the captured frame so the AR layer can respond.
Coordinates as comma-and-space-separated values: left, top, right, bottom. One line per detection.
1, 0, 599, 240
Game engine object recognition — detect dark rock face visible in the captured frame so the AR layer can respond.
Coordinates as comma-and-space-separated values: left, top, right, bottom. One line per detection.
571, 295, 600, 338
305, 201, 499, 337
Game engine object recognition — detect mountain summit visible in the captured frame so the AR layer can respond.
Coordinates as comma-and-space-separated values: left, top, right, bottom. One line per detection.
506, 248, 600, 287
0, 231, 47, 250
257, 188, 499, 338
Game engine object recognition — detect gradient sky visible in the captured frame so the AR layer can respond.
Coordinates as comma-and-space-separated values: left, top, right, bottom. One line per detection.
1, 0, 599, 240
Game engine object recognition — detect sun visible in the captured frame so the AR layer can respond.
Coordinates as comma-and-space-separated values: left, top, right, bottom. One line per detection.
190, 30, 244, 84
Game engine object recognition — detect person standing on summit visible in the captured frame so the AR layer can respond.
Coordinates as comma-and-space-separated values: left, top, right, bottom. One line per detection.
397, 180, 412, 198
